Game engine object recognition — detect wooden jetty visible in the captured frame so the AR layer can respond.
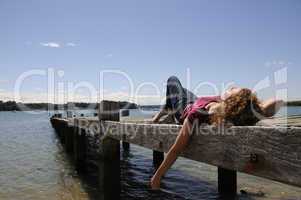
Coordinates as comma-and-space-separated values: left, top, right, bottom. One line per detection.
50, 100, 301, 199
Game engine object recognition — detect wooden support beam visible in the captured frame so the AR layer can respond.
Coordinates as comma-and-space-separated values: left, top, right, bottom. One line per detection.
99, 137, 120, 200
51, 118, 67, 144
73, 119, 87, 172
98, 101, 121, 200
64, 125, 74, 154
122, 141, 130, 151
218, 167, 237, 197
153, 150, 164, 169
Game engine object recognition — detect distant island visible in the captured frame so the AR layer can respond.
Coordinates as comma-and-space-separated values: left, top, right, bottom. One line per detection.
0, 100, 138, 111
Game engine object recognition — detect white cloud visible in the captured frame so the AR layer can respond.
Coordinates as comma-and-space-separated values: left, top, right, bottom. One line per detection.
40, 42, 61, 48
39, 42, 78, 48
66, 42, 77, 47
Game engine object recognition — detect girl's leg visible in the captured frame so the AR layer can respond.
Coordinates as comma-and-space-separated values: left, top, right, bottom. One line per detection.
183, 88, 198, 105
154, 76, 197, 124
164, 76, 186, 122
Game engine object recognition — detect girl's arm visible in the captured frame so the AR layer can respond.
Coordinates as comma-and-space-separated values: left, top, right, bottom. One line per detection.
150, 118, 192, 189
260, 98, 284, 117
152, 108, 168, 123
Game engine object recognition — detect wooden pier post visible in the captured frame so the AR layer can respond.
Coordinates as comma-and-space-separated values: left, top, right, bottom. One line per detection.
73, 119, 87, 172
98, 101, 121, 200
120, 109, 130, 151
64, 125, 74, 154
122, 141, 130, 151
153, 151, 164, 169
218, 167, 237, 197
58, 120, 65, 144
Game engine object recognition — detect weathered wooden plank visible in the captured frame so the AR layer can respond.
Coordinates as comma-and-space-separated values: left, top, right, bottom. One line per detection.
122, 115, 301, 127
101, 121, 301, 187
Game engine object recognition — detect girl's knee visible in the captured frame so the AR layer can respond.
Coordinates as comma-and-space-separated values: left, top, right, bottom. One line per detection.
167, 76, 180, 83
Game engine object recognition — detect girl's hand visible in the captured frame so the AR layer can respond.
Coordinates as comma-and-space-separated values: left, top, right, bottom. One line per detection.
150, 175, 161, 190
260, 99, 284, 117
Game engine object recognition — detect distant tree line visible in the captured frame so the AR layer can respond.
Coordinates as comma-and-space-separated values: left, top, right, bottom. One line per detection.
139, 105, 161, 110
0, 101, 20, 111
0, 100, 301, 111
2, 100, 301, 111
0, 100, 138, 111
285, 101, 301, 106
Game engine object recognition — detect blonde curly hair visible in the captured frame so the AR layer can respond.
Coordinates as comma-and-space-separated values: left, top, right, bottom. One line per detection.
211, 88, 264, 126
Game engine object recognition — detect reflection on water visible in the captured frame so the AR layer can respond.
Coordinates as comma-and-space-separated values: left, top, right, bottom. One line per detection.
1, 110, 301, 200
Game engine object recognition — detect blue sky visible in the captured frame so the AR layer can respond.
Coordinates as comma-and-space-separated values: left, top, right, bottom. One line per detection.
0, 0, 300, 104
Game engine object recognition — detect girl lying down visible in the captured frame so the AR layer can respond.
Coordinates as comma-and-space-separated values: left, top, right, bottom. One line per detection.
150, 76, 283, 189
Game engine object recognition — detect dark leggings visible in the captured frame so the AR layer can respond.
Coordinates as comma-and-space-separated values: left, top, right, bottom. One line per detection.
164, 76, 197, 122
